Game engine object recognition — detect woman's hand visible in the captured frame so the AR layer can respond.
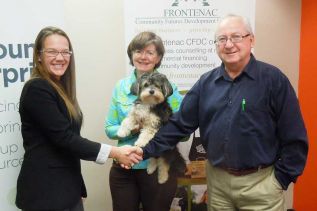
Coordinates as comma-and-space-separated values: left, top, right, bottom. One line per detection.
110, 145, 143, 169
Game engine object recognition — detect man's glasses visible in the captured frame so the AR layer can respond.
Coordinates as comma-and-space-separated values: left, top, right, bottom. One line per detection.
214, 34, 251, 46
41, 49, 73, 57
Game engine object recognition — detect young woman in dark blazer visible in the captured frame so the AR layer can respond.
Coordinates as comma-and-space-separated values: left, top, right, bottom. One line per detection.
16, 26, 142, 211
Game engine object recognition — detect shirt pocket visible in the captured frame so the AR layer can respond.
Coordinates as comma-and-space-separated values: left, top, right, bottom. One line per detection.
239, 103, 269, 137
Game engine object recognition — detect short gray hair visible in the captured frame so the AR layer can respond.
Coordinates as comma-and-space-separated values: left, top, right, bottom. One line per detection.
215, 14, 254, 38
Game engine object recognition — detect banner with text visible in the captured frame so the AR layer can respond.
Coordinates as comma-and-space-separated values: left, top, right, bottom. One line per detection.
0, 1, 64, 210
124, 0, 255, 90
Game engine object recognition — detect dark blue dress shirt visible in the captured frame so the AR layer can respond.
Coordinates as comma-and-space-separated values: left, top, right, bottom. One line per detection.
143, 54, 308, 190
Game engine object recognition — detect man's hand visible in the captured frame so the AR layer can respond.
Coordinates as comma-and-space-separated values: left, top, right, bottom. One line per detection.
110, 145, 143, 169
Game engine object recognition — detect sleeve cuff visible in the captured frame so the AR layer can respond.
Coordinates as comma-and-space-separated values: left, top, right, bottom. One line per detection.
95, 144, 111, 164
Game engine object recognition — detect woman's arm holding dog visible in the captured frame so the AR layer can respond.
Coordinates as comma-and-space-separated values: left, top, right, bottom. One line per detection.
105, 86, 122, 139
105, 81, 140, 140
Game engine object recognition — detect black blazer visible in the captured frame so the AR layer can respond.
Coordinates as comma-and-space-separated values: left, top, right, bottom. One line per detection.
16, 78, 101, 210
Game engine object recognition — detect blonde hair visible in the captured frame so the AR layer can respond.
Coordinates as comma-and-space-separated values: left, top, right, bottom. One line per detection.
31, 26, 82, 123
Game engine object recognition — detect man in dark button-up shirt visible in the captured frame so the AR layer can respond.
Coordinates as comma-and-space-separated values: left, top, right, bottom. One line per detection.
139, 14, 308, 211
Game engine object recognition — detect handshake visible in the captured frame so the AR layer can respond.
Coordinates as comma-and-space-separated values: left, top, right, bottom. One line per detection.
110, 145, 144, 169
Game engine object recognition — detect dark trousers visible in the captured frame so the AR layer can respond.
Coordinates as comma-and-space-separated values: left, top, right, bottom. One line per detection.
110, 164, 177, 211
22, 199, 84, 211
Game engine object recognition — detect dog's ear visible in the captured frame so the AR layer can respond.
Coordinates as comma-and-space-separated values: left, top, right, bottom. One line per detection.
162, 78, 173, 98
155, 73, 173, 98
130, 81, 139, 95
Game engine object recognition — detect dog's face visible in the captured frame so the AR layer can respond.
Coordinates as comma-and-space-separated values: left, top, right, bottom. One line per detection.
131, 72, 173, 105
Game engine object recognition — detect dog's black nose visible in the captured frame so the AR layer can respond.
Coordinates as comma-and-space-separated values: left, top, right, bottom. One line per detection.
149, 90, 155, 95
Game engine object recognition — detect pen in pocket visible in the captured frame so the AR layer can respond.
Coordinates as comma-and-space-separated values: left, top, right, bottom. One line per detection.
242, 98, 246, 111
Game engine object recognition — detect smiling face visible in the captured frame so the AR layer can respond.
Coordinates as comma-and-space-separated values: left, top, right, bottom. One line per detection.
215, 17, 254, 73
132, 44, 161, 75
40, 34, 71, 80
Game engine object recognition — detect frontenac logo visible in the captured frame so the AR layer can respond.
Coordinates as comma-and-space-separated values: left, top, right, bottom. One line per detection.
172, 0, 210, 7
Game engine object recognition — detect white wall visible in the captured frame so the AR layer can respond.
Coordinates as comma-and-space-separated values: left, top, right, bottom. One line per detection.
64, 0, 126, 210
255, 0, 301, 92
62, 0, 301, 210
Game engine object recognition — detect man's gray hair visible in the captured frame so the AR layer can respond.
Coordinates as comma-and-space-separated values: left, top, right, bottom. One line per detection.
215, 14, 254, 38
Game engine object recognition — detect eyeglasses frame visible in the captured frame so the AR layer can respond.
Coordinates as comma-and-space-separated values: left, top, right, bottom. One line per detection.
214, 34, 251, 46
41, 48, 73, 58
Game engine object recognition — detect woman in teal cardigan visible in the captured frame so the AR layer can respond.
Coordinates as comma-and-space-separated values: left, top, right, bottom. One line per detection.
105, 31, 183, 211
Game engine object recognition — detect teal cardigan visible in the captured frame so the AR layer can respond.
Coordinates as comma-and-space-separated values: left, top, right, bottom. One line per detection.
105, 70, 183, 169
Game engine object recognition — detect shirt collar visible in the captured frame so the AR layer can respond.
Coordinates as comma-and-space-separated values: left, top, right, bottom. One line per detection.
216, 53, 257, 82
243, 54, 257, 80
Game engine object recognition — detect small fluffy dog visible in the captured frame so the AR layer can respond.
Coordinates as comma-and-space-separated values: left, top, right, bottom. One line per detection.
117, 72, 186, 184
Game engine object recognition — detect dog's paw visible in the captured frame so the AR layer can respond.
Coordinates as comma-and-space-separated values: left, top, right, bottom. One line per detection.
134, 142, 146, 147
147, 164, 157, 175
134, 138, 148, 147
117, 128, 130, 138
158, 171, 169, 184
